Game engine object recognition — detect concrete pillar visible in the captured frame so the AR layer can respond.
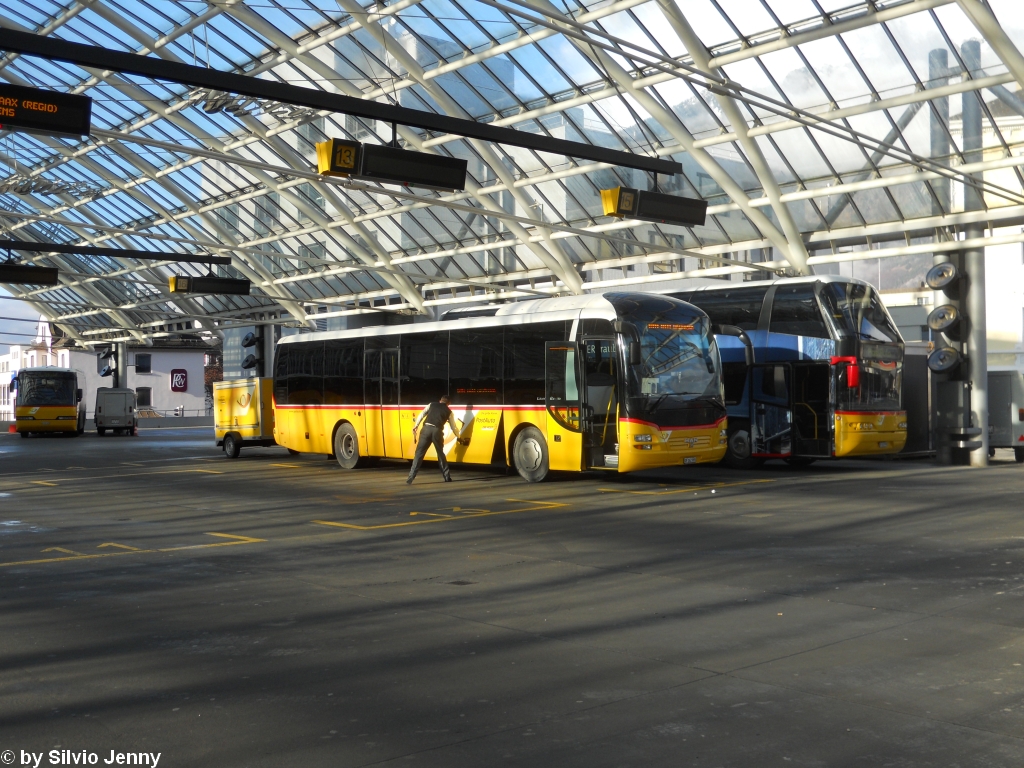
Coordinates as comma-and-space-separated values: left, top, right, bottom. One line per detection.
962, 40, 989, 466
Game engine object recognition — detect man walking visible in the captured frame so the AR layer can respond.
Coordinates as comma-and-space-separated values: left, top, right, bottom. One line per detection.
407, 395, 462, 484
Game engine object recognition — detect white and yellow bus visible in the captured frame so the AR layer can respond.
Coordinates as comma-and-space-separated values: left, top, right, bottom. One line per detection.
14, 366, 86, 437
273, 293, 728, 482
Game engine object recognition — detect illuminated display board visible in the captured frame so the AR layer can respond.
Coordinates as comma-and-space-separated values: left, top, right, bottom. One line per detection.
0, 84, 91, 137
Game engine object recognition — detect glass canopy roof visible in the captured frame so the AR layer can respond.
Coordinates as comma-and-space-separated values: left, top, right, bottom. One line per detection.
1, 0, 1023, 343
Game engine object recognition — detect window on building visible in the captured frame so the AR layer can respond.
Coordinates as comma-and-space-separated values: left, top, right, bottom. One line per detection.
135, 353, 152, 374
345, 114, 371, 141
297, 183, 326, 222
136, 387, 152, 407
297, 118, 325, 160
253, 192, 280, 238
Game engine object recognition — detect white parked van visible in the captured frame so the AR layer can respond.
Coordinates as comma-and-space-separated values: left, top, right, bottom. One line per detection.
95, 387, 137, 436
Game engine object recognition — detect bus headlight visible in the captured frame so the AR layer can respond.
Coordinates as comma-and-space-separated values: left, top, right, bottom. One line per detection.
848, 422, 874, 431
634, 434, 653, 442
634, 444, 652, 450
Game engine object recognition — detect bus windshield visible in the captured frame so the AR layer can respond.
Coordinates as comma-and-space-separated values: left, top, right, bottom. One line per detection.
820, 282, 901, 343
609, 294, 722, 414
18, 372, 77, 406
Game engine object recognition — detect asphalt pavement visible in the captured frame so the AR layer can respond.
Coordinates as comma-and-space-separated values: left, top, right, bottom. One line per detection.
1, 428, 1023, 767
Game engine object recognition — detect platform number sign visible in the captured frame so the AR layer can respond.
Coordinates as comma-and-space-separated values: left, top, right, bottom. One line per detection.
316, 138, 362, 177
170, 369, 188, 392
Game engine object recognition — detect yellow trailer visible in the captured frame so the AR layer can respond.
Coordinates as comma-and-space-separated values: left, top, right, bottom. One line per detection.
214, 378, 277, 458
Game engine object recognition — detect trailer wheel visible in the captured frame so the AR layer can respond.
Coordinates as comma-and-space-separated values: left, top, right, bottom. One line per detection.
223, 433, 241, 459
97, 428, 106, 436
1015, 447, 1024, 463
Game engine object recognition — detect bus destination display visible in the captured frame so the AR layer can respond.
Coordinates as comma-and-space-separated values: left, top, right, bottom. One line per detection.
0, 84, 92, 137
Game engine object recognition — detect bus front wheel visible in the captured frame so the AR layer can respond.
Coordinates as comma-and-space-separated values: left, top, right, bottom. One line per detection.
513, 427, 549, 483
724, 428, 763, 470
334, 423, 361, 470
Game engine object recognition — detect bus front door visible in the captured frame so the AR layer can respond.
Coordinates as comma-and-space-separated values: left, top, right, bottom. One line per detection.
750, 363, 792, 457
545, 342, 584, 471
581, 338, 619, 468
790, 363, 831, 457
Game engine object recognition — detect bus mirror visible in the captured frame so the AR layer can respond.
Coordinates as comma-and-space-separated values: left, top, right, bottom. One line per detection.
76, 388, 83, 403
9, 376, 15, 391
629, 341, 642, 366
846, 364, 860, 389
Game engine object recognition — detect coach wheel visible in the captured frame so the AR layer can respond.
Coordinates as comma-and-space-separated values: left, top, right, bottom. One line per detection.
287, 448, 300, 456
334, 423, 361, 470
19, 431, 28, 438
513, 426, 549, 483
97, 427, 106, 436
723, 427, 763, 470
129, 426, 137, 437
223, 433, 241, 459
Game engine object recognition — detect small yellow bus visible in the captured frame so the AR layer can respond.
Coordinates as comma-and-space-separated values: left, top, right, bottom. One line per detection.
14, 366, 86, 437
273, 293, 728, 482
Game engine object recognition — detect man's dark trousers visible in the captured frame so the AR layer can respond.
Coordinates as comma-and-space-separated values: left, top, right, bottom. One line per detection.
407, 425, 451, 482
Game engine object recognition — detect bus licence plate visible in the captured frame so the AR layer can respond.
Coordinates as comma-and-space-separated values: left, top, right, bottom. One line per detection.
111, 419, 120, 424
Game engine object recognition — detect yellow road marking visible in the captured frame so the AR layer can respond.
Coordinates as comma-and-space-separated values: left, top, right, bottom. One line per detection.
0, 532, 265, 568
180, 469, 224, 475
313, 498, 567, 531
31, 480, 58, 487
409, 512, 454, 518
598, 479, 774, 495
270, 463, 301, 468
98, 543, 141, 551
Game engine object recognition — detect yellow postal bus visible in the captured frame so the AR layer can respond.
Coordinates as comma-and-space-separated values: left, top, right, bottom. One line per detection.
14, 366, 86, 437
273, 293, 728, 482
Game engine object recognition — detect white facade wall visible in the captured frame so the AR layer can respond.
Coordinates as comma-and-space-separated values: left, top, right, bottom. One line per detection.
0, 342, 208, 420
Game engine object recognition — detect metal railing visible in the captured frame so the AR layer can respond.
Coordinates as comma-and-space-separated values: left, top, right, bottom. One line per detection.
137, 407, 212, 418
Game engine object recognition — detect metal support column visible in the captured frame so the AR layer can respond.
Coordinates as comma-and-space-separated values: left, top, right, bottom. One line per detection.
930, 48, 958, 464
962, 40, 989, 466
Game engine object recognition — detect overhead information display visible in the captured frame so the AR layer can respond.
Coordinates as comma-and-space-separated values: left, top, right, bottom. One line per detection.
0, 84, 91, 137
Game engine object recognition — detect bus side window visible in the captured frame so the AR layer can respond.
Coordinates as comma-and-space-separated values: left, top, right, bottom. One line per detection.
505, 321, 565, 405
401, 332, 448, 404
287, 342, 324, 405
324, 340, 364, 405
273, 346, 289, 404
770, 285, 830, 339
450, 329, 503, 405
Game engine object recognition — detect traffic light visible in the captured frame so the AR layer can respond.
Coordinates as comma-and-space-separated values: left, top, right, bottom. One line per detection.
600, 187, 708, 226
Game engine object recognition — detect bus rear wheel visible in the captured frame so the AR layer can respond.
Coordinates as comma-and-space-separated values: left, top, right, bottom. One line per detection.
334, 423, 361, 470
513, 426, 549, 483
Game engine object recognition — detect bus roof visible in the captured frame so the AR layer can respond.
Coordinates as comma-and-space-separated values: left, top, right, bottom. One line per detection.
279, 293, 623, 345
16, 366, 77, 374
660, 275, 875, 296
